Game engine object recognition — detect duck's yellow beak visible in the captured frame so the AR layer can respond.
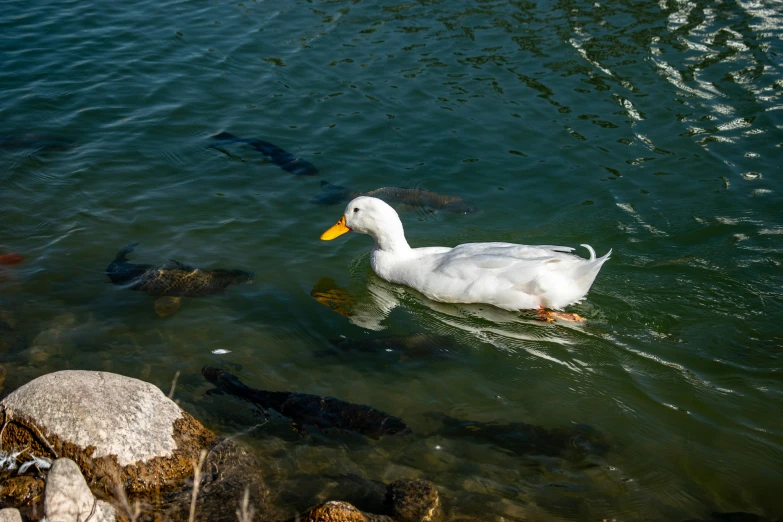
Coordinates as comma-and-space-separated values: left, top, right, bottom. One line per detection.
320, 215, 351, 240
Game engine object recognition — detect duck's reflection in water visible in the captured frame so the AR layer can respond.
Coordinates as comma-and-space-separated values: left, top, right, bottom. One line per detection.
310, 274, 584, 352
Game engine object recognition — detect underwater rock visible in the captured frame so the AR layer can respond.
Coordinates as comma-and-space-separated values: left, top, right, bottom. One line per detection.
293, 501, 375, 522
202, 367, 411, 440
44, 458, 116, 522
160, 437, 287, 522
211, 131, 319, 176
0, 370, 219, 496
385, 479, 443, 522
106, 243, 253, 316
0, 509, 23, 522
429, 413, 610, 460
312, 181, 477, 214
287, 478, 442, 522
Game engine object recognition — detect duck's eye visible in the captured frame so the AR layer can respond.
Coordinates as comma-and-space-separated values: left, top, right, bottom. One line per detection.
353, 208, 360, 213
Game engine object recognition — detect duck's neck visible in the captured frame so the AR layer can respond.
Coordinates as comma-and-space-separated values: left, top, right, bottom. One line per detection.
370, 219, 411, 255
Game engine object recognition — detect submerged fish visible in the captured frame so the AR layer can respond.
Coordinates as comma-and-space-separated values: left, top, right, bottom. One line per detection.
429, 413, 610, 460
311, 180, 478, 214
210, 131, 319, 176
0, 253, 24, 266
0, 132, 75, 153
106, 243, 253, 316
0, 252, 25, 285
202, 366, 411, 440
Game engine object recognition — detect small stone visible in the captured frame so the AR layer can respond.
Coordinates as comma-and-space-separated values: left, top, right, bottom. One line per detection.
298, 501, 370, 522
0, 508, 23, 522
385, 479, 443, 522
44, 458, 115, 522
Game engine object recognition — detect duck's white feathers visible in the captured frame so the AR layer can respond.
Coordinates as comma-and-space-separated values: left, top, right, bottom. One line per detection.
375, 242, 610, 310
336, 197, 610, 312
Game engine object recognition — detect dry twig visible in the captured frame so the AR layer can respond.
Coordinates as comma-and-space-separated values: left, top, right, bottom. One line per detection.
168, 370, 181, 400
236, 486, 256, 522
188, 449, 208, 522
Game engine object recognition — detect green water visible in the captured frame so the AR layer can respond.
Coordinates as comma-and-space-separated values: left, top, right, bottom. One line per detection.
1, 0, 782, 519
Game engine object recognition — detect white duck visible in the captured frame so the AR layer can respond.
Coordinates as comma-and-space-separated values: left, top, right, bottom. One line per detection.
321, 197, 610, 322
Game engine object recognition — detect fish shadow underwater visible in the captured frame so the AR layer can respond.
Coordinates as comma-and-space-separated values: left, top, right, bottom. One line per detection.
202, 367, 611, 464
312, 180, 479, 215
0, 132, 76, 154
106, 243, 253, 317
209, 131, 319, 176
202, 366, 410, 443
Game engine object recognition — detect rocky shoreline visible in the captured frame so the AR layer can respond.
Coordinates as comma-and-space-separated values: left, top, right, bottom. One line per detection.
1, 368, 780, 522
0, 370, 444, 522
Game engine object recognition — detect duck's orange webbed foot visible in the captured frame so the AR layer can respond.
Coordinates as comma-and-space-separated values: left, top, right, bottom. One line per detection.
536, 307, 556, 323
536, 307, 585, 323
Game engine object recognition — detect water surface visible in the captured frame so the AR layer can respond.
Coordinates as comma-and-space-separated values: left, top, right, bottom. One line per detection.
1, 0, 782, 519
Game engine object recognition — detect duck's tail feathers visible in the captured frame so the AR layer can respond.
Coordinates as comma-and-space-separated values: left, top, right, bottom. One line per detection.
572, 246, 611, 291
580, 244, 596, 261
114, 242, 139, 262
580, 244, 612, 263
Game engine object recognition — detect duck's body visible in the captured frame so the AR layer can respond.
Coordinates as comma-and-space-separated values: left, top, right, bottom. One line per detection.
372, 241, 609, 311
321, 197, 610, 314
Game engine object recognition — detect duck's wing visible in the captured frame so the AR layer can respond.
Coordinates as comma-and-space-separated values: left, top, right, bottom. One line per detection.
433, 243, 574, 269
431, 243, 582, 285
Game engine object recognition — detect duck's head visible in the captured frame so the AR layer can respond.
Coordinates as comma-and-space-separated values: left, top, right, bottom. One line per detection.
321, 196, 404, 242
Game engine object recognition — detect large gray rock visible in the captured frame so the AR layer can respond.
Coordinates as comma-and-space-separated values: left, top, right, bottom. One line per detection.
0, 508, 23, 522
44, 458, 115, 522
1, 370, 181, 465
0, 370, 218, 496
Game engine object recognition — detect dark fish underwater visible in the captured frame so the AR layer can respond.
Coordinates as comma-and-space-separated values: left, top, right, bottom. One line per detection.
0, 132, 75, 153
106, 243, 252, 316
311, 180, 478, 214
427, 413, 611, 460
210, 131, 319, 176
202, 366, 411, 440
